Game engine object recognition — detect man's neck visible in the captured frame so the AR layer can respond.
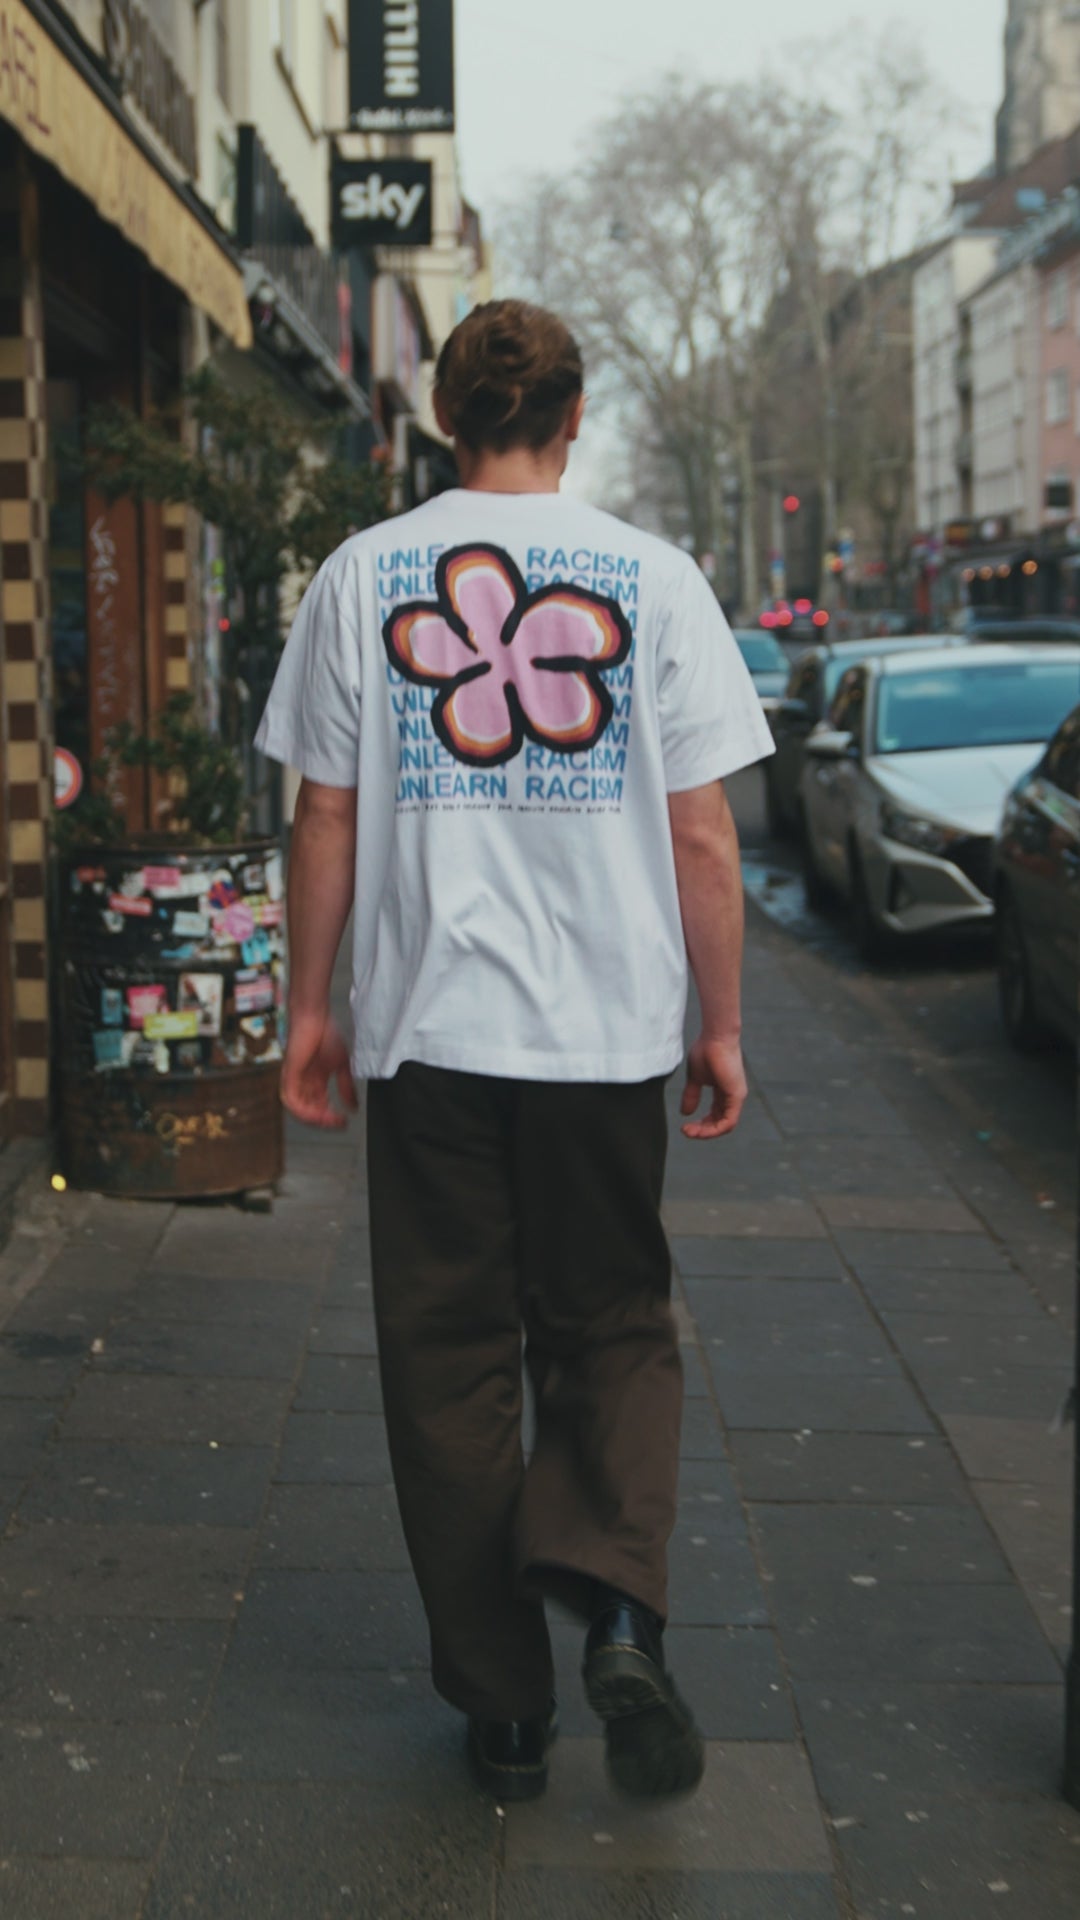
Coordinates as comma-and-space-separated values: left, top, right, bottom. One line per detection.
457, 445, 565, 494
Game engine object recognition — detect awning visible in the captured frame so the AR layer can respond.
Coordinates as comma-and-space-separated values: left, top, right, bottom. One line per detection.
2, 0, 252, 348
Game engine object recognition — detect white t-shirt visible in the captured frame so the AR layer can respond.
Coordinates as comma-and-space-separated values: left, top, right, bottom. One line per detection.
256, 489, 774, 1083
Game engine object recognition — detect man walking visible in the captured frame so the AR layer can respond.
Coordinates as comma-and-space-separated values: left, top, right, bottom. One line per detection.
256, 300, 773, 1801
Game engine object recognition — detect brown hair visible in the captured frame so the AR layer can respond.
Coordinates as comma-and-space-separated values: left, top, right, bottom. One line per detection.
434, 299, 583, 454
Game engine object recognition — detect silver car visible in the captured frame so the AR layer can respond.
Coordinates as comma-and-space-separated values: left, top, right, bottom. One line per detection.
798, 644, 1080, 959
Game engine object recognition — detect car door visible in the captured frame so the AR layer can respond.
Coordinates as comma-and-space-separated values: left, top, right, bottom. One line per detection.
804, 667, 868, 892
1026, 714, 1080, 1036
772, 655, 823, 824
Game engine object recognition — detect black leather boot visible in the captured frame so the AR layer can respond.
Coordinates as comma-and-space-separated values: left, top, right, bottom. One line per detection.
583, 1588, 704, 1798
466, 1706, 556, 1801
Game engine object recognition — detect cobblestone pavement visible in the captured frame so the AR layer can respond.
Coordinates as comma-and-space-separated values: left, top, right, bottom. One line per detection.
1, 905, 1078, 1918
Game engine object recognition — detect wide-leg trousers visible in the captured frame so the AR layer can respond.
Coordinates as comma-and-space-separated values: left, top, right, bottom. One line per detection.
366, 1062, 682, 1722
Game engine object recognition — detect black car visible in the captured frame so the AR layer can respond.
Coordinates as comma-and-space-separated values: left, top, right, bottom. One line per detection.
763, 634, 967, 838
994, 701, 1080, 1047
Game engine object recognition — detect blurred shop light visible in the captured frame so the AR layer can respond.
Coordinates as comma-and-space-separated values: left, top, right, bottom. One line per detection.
1022, 560, 1039, 575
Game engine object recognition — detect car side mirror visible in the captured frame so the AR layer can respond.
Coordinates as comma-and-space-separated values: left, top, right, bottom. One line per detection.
805, 728, 856, 761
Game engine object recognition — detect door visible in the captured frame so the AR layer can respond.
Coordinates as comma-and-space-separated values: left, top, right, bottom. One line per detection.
773, 655, 823, 825
804, 667, 867, 893
1027, 714, 1080, 1036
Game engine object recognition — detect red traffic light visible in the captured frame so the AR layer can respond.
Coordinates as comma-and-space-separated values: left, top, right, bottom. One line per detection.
794, 597, 812, 615
783, 494, 801, 514
812, 610, 830, 628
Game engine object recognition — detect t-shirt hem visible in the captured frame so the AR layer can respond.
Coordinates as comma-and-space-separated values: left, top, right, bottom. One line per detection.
354, 1036, 685, 1084
255, 724, 358, 789
664, 736, 775, 794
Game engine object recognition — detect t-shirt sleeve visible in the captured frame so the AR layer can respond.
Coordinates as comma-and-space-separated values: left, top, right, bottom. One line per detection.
655, 560, 776, 792
254, 552, 361, 788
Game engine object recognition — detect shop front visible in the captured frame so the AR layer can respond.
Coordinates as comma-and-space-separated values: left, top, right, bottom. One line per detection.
0, 0, 250, 1145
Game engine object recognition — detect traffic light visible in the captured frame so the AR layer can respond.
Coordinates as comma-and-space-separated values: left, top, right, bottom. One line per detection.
783, 494, 800, 514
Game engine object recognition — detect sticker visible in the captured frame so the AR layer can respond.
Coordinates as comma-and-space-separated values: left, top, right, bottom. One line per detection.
54, 747, 84, 810
108, 893, 152, 917
235, 975, 275, 1014
213, 903, 256, 943
241, 929, 272, 967
143, 1009, 200, 1041
153, 1041, 171, 1074
172, 911, 209, 938
208, 876, 238, 911
265, 852, 284, 902
165, 872, 213, 900
175, 1041, 204, 1071
255, 900, 284, 928
144, 866, 182, 893
242, 862, 266, 893
76, 865, 106, 885
116, 870, 148, 900
178, 972, 223, 1037
102, 910, 124, 934
101, 987, 123, 1027
92, 1028, 126, 1068
161, 944, 197, 963
126, 984, 167, 1029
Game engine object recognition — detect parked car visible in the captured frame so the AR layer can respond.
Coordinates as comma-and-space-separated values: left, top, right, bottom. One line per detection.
797, 644, 1080, 960
994, 701, 1080, 1047
732, 629, 789, 705
966, 615, 1080, 646
764, 635, 966, 838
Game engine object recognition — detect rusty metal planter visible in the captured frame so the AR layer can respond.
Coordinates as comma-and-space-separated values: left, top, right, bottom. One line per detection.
59, 838, 285, 1200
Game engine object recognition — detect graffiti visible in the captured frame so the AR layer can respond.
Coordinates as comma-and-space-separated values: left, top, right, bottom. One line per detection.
155, 1110, 230, 1148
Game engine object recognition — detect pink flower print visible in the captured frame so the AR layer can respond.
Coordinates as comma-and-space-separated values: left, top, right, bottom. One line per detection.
383, 544, 632, 767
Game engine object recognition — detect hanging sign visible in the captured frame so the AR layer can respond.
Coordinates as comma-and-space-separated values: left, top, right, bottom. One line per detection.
348, 0, 455, 132
331, 157, 434, 248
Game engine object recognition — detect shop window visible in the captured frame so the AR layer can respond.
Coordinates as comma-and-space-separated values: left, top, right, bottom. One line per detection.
1047, 367, 1069, 426
45, 381, 90, 779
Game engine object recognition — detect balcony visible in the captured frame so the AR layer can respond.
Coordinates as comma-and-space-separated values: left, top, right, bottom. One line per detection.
954, 345, 973, 393
954, 429, 973, 470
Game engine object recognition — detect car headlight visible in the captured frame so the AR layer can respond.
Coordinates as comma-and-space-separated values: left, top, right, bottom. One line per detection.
879, 800, 962, 857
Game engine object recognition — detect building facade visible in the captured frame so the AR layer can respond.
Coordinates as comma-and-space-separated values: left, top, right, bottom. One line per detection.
997, 0, 1080, 176
913, 233, 999, 536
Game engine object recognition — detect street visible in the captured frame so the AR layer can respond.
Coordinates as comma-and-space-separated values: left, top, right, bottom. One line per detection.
1, 794, 1078, 1919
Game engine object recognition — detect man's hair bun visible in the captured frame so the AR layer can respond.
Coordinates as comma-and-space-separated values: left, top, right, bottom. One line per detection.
434, 300, 583, 453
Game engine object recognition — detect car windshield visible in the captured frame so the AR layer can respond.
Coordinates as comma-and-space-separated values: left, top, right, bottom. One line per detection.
736, 634, 785, 671
874, 661, 1080, 754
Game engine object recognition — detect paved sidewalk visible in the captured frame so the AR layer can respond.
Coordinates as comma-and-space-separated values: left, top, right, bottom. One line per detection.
1, 907, 1079, 1918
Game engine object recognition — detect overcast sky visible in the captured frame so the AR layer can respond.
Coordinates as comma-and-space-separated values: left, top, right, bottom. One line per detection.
456, 0, 1005, 226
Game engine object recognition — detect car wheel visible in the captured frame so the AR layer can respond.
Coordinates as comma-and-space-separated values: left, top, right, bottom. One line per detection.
997, 888, 1046, 1051
849, 846, 891, 963
801, 810, 831, 910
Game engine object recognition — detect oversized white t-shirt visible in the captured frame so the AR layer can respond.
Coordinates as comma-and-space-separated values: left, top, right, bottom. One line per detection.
256, 489, 774, 1083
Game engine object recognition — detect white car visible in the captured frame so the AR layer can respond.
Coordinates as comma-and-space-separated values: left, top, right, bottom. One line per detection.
797, 643, 1080, 958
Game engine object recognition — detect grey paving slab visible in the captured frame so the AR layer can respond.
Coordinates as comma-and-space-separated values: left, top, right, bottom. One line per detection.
151, 1214, 332, 1285
495, 1869, 842, 1920
17, 1441, 274, 1528
713, 1372, 935, 1434
751, 1501, 1012, 1587
0, 1721, 190, 1856
92, 1317, 305, 1381
663, 1199, 826, 1238
0, 1334, 88, 1397
833, 1795, 1080, 1920
786, 1134, 940, 1191
856, 1266, 1050, 1318
294, 1354, 383, 1413
187, 1667, 437, 1780
901, 1362, 1071, 1422
840, 1230, 1011, 1272
0, 1616, 227, 1721
975, 1480, 1073, 1651
695, 1322, 900, 1380
1, 1286, 133, 1339
0, 1477, 23, 1525
678, 1397, 726, 1459
881, 1309, 1068, 1374
678, 1344, 713, 1399
306, 1309, 380, 1356
14, 1246, 148, 1293
502, 1740, 831, 1872
942, 1414, 1073, 1486
114, 1272, 320, 1328
61, 1374, 293, 1446
0, 1399, 59, 1477
0, 1523, 254, 1618
257, 1483, 409, 1570
276, 1410, 393, 1484
769, 1580, 1061, 1684
546, 1622, 794, 1742
815, 1193, 981, 1233
0, 1859, 150, 1920
666, 1523, 769, 1627
728, 1432, 970, 1505
225, 1569, 427, 1673
142, 1778, 494, 1920
319, 1268, 376, 1310
766, 1085, 906, 1136
673, 1239, 844, 1280
795, 1680, 1066, 1808
684, 1278, 879, 1330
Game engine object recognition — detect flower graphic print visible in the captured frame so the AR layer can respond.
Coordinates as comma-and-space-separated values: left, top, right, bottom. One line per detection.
382, 544, 633, 768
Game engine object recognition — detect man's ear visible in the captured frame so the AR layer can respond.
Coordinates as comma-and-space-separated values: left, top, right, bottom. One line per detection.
565, 392, 586, 443
433, 390, 454, 440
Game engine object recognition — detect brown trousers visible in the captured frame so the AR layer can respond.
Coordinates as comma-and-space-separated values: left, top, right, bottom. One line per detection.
367, 1062, 682, 1722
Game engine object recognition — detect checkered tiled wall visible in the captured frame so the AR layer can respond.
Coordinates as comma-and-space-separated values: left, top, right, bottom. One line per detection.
0, 158, 51, 1135
163, 500, 191, 694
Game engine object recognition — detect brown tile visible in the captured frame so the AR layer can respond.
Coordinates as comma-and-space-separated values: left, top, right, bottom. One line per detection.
12, 864, 45, 897
0, 458, 27, 494
8, 781, 42, 820
1, 538, 30, 577
3, 617, 33, 656
14, 940, 45, 978
7, 698, 36, 738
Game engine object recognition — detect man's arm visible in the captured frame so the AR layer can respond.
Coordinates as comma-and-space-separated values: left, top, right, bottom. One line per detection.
668, 778, 747, 1141
281, 777, 359, 1129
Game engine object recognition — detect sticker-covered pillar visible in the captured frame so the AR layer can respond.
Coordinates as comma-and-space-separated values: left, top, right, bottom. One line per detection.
0, 152, 51, 1136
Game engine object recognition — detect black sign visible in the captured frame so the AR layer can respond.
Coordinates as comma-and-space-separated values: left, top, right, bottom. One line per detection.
332, 158, 434, 248
348, 0, 455, 132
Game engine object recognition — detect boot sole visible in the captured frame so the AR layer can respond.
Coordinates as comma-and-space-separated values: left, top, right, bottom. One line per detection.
466, 1723, 554, 1803
584, 1646, 705, 1799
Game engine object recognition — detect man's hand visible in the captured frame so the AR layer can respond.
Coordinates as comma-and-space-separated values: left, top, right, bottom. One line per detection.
281, 1011, 358, 1130
680, 1035, 747, 1140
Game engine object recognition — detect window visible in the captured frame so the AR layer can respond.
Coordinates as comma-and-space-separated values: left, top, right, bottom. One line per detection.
1044, 710, 1080, 800
788, 659, 821, 718
1048, 270, 1069, 330
1047, 368, 1070, 426
829, 667, 867, 741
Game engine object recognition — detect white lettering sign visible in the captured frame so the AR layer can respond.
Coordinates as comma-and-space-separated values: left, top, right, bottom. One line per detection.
340, 173, 427, 231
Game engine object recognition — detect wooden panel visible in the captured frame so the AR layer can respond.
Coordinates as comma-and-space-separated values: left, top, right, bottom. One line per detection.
85, 485, 147, 829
